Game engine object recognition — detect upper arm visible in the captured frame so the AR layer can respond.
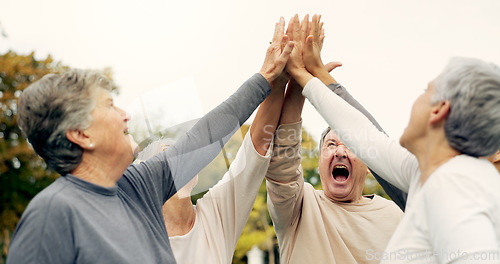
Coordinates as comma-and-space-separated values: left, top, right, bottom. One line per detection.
8, 195, 75, 264
197, 132, 272, 249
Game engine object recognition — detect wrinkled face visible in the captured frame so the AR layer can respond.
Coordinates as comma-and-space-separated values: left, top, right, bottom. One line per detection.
400, 81, 436, 154
86, 88, 134, 163
318, 130, 368, 202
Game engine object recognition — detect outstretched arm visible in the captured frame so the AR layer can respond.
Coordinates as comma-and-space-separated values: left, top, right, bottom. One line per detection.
303, 14, 408, 210
122, 18, 294, 208
266, 15, 312, 235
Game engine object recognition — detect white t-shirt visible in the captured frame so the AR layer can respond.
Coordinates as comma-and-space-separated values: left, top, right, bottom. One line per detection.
303, 77, 500, 264
168, 131, 272, 264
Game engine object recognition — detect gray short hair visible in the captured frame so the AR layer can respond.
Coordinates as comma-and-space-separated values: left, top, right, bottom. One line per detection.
17, 69, 112, 174
432, 57, 500, 157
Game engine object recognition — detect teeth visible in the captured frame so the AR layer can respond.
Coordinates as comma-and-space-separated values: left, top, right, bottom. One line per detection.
334, 165, 346, 169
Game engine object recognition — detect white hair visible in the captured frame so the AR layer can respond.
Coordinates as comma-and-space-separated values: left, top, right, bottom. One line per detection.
432, 57, 500, 157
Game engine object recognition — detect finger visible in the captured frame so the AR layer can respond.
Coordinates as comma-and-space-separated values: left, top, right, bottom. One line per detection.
277, 17, 285, 42
292, 14, 300, 42
279, 41, 295, 66
305, 35, 314, 53
324, 61, 343, 72
281, 35, 289, 51
286, 16, 294, 40
310, 14, 317, 42
271, 19, 281, 43
315, 15, 322, 44
300, 14, 309, 44
319, 35, 325, 51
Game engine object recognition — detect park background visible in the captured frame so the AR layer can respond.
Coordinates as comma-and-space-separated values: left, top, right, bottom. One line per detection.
1, 0, 500, 263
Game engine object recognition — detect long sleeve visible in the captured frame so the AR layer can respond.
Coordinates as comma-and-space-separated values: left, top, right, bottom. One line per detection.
190, 130, 272, 263
303, 78, 419, 194
120, 73, 271, 216
328, 83, 408, 211
265, 121, 304, 235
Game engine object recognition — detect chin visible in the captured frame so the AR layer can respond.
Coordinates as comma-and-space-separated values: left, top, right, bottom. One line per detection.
400, 130, 411, 150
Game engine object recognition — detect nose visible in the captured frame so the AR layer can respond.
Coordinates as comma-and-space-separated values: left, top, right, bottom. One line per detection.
117, 106, 131, 122
124, 111, 131, 122
334, 145, 348, 159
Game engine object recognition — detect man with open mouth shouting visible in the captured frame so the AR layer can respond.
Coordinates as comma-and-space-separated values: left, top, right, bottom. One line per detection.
265, 15, 404, 264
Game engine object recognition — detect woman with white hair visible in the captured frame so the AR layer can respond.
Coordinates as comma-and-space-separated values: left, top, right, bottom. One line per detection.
288, 14, 500, 264
6, 17, 294, 264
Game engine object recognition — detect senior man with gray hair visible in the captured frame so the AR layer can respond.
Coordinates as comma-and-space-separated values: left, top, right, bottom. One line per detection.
265, 15, 404, 264
290, 14, 500, 264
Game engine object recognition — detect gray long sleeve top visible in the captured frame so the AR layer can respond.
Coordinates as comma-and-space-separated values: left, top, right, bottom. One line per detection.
6, 73, 271, 264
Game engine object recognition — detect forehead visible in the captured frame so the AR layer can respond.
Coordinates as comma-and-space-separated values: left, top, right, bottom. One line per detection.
323, 130, 343, 144
95, 87, 112, 101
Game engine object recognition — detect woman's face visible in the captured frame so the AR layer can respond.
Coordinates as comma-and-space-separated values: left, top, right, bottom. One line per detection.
400, 81, 436, 154
86, 88, 135, 163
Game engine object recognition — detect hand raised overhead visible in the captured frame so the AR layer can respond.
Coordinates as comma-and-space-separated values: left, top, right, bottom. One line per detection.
259, 17, 295, 84
304, 14, 326, 76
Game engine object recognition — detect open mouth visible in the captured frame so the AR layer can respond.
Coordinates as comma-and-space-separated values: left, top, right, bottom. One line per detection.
331, 165, 350, 182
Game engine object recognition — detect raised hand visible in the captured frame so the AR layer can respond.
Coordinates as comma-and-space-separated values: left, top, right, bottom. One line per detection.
280, 14, 315, 88
303, 14, 341, 85
304, 14, 326, 76
259, 17, 294, 84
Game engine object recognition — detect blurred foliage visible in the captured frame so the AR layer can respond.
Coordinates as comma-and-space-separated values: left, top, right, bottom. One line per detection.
0, 50, 115, 263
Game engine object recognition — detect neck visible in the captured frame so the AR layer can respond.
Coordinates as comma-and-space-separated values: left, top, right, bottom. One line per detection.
494, 162, 500, 174
163, 194, 196, 237
71, 152, 129, 187
413, 130, 460, 185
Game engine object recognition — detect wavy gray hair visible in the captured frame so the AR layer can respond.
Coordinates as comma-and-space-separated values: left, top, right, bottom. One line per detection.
17, 69, 112, 174
432, 57, 500, 157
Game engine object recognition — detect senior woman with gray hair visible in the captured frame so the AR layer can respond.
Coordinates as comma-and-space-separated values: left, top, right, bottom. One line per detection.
287, 15, 500, 264
6, 18, 294, 264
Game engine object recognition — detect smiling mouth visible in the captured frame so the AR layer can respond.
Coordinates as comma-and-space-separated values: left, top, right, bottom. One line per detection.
332, 165, 349, 182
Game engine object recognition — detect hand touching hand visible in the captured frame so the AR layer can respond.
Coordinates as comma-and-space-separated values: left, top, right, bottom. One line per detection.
304, 14, 326, 76
259, 17, 294, 84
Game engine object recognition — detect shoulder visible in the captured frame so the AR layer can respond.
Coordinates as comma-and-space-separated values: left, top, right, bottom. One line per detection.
29, 177, 74, 210
367, 195, 404, 216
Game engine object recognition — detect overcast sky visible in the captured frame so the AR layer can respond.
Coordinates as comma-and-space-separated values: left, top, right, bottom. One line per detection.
2, 0, 499, 144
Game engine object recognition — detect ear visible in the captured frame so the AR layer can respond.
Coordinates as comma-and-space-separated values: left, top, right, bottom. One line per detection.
493, 150, 500, 164
429, 100, 450, 126
66, 129, 95, 150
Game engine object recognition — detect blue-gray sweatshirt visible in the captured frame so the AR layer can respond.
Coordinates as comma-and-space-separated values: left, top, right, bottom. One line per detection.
7, 73, 270, 264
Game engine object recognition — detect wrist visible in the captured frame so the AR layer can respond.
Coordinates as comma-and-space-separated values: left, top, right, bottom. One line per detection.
258, 71, 274, 85
315, 70, 337, 86
289, 70, 313, 88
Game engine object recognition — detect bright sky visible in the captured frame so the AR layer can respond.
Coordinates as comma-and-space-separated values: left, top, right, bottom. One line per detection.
1, 0, 500, 143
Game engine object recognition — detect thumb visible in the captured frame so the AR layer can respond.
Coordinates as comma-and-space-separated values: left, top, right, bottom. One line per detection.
324, 61, 343, 73
305, 36, 314, 52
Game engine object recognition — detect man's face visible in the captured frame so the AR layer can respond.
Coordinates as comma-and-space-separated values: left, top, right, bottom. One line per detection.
318, 130, 368, 203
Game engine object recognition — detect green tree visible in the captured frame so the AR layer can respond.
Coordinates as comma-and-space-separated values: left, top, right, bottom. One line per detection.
0, 51, 115, 263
